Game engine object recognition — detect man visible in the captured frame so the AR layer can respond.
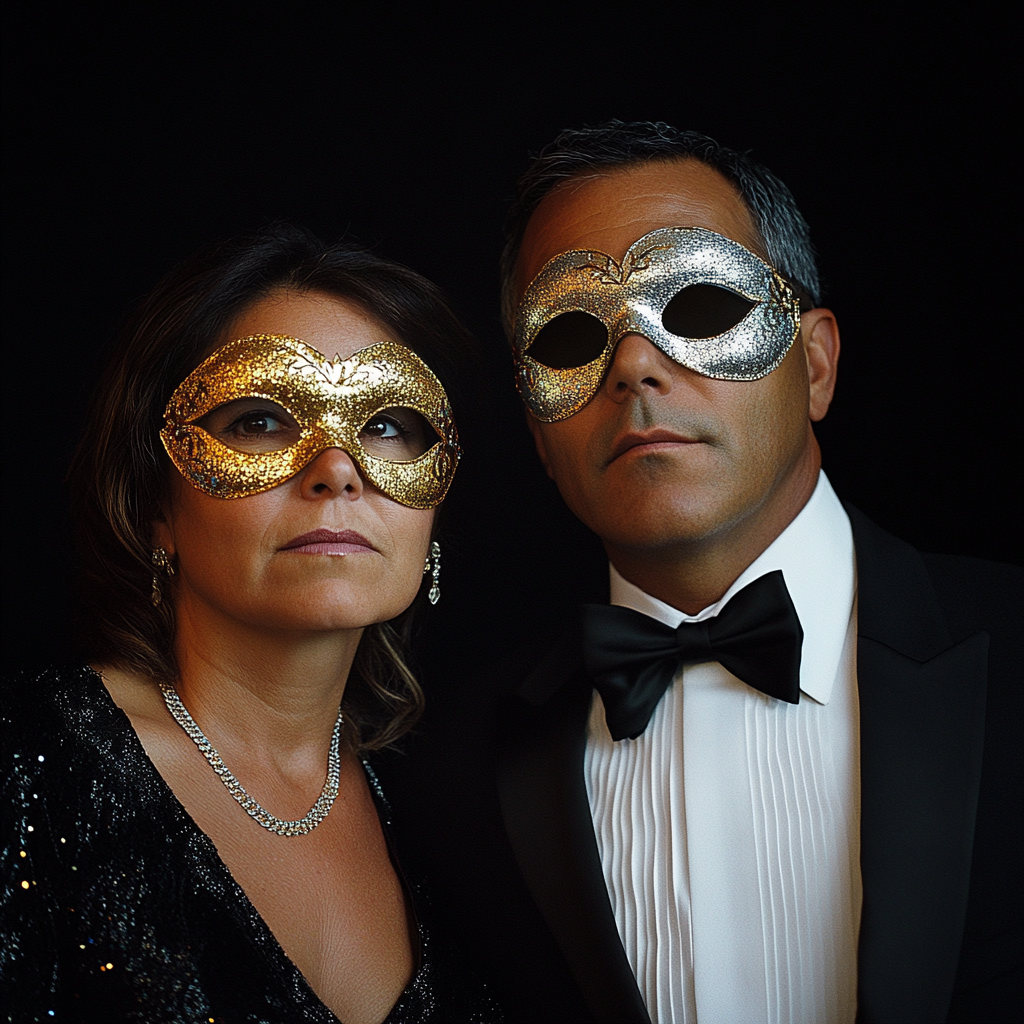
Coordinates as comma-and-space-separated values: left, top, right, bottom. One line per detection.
394, 122, 1021, 1023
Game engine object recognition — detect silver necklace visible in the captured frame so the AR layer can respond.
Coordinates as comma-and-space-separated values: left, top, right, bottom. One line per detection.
158, 681, 343, 837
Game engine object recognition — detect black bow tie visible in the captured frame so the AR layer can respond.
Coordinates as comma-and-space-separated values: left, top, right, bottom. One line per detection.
580, 569, 803, 740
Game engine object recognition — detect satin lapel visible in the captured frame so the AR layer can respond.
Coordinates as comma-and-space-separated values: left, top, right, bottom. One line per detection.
497, 631, 651, 1024
847, 506, 989, 1024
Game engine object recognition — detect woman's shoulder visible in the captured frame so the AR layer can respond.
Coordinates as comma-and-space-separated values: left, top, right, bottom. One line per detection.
2, 663, 125, 758
1, 663, 165, 828
4, 661, 107, 710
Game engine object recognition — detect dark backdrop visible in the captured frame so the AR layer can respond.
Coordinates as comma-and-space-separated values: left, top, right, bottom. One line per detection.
2, 9, 1019, 675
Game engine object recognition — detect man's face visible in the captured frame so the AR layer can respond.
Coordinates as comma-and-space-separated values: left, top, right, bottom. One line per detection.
516, 159, 828, 561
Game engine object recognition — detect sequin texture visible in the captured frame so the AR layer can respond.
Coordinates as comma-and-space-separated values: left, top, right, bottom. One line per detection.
161, 336, 461, 509
1, 666, 501, 1022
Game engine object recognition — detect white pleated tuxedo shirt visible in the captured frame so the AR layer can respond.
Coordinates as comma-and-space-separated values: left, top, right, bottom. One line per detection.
584, 472, 862, 1024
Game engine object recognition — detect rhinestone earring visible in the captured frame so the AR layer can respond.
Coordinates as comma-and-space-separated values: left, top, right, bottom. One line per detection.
424, 541, 441, 605
150, 547, 175, 606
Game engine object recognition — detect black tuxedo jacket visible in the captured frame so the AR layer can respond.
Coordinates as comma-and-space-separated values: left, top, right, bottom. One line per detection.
388, 507, 1021, 1023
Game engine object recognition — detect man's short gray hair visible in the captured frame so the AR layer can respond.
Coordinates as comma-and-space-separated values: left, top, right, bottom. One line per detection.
500, 120, 821, 339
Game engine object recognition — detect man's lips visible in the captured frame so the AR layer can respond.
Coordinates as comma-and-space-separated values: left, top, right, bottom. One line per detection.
607, 429, 702, 465
280, 529, 376, 555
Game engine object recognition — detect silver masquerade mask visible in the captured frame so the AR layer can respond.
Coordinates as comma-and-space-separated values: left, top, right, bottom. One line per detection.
513, 226, 802, 422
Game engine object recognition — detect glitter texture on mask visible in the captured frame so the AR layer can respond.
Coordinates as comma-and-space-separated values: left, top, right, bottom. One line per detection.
514, 227, 801, 422
161, 335, 461, 508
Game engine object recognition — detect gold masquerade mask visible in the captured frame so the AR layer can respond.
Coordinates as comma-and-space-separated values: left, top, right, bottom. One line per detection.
160, 335, 460, 508
513, 226, 802, 422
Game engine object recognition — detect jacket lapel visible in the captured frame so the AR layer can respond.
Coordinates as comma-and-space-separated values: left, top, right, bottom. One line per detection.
497, 629, 651, 1023
848, 505, 989, 1024
496, 505, 986, 1022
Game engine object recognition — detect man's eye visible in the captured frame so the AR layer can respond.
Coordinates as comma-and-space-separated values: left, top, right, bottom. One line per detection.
661, 284, 757, 339
528, 311, 609, 369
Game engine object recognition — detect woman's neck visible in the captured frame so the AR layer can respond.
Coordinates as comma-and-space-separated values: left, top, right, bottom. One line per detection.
170, 593, 363, 762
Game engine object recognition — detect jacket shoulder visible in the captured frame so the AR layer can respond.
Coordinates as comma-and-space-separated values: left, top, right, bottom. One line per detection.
845, 501, 1021, 656
919, 552, 1023, 644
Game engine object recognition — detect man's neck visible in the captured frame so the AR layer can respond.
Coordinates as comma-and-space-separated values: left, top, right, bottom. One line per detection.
606, 458, 821, 616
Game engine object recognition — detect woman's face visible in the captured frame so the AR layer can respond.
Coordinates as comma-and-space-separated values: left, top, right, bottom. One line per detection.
153, 289, 437, 635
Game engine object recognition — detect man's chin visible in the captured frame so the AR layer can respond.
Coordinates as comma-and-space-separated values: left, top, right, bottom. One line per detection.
598, 450, 731, 505
577, 494, 743, 554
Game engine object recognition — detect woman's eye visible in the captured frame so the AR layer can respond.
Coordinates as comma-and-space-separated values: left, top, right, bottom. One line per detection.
231, 412, 287, 437
359, 408, 437, 461
362, 415, 406, 440
196, 399, 300, 452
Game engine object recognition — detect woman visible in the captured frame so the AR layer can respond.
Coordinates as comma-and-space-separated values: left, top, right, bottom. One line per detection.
1, 224, 499, 1022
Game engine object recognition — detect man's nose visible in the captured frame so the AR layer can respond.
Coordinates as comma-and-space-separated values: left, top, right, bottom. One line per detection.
604, 333, 673, 402
298, 447, 365, 500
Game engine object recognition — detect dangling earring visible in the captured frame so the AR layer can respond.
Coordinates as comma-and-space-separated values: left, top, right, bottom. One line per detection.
423, 541, 441, 605
151, 547, 175, 606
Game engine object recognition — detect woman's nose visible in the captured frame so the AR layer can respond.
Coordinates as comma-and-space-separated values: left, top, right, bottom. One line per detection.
298, 447, 365, 500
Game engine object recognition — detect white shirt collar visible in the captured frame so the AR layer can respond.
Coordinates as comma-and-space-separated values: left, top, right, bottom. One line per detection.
608, 472, 855, 705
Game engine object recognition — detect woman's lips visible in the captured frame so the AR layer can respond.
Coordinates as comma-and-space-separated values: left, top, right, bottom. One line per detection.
280, 529, 376, 556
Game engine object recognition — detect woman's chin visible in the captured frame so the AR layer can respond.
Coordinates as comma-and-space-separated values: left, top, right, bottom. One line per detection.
242, 592, 417, 635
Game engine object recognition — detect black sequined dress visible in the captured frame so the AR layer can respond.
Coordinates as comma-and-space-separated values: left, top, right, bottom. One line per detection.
1, 666, 501, 1023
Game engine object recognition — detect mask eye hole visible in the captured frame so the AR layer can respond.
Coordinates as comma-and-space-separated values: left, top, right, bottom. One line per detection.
527, 311, 609, 369
661, 284, 757, 339
196, 398, 301, 453
359, 407, 438, 462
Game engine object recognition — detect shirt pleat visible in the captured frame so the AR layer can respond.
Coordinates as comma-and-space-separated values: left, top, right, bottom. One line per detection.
585, 474, 861, 1024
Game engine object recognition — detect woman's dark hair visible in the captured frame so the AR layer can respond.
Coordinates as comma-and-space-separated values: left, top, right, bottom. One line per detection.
68, 222, 478, 752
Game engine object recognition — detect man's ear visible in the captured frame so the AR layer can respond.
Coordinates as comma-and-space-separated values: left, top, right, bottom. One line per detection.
800, 308, 840, 422
525, 412, 556, 480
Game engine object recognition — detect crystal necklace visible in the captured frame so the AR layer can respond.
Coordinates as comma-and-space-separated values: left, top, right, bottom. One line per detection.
158, 681, 343, 837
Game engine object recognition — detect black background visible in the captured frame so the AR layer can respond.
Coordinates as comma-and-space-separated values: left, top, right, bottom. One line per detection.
2, 9, 1019, 675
